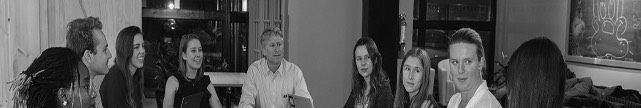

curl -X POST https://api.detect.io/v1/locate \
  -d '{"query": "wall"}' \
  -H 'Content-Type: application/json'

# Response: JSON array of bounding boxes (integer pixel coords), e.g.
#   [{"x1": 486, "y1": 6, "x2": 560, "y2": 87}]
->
[
  {"x1": 288, "y1": 0, "x2": 361, "y2": 107},
  {"x1": 400, "y1": 0, "x2": 413, "y2": 53},
  {"x1": 0, "y1": 0, "x2": 12, "y2": 107},
  {"x1": 497, "y1": 0, "x2": 641, "y2": 91},
  {"x1": 3, "y1": 0, "x2": 42, "y2": 107}
]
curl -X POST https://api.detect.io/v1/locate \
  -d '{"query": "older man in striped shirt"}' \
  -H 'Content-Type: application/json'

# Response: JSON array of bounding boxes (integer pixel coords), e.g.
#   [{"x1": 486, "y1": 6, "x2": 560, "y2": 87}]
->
[{"x1": 239, "y1": 27, "x2": 313, "y2": 108}]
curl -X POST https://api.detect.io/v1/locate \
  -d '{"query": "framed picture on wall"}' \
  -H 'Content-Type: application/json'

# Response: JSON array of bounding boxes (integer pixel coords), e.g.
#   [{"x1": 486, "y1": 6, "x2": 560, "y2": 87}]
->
[{"x1": 567, "y1": 0, "x2": 641, "y2": 70}]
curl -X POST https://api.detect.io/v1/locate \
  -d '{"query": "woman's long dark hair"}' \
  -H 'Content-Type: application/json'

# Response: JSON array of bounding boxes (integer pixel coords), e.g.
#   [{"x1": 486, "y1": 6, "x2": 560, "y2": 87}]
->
[
  {"x1": 506, "y1": 37, "x2": 567, "y2": 108},
  {"x1": 394, "y1": 48, "x2": 434, "y2": 108},
  {"x1": 177, "y1": 34, "x2": 204, "y2": 81},
  {"x1": 114, "y1": 26, "x2": 144, "y2": 107},
  {"x1": 351, "y1": 36, "x2": 390, "y2": 105},
  {"x1": 11, "y1": 47, "x2": 82, "y2": 108}
]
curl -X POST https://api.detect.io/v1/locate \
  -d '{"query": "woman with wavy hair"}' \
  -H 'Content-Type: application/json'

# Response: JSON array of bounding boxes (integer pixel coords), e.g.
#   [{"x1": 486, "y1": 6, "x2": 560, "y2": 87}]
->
[{"x1": 344, "y1": 36, "x2": 393, "y2": 108}]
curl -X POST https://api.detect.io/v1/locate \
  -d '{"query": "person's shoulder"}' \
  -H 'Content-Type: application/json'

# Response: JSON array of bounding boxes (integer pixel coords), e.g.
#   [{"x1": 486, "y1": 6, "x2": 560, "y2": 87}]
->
[
  {"x1": 449, "y1": 93, "x2": 462, "y2": 102},
  {"x1": 447, "y1": 93, "x2": 462, "y2": 107},
  {"x1": 375, "y1": 76, "x2": 391, "y2": 89},
  {"x1": 282, "y1": 59, "x2": 302, "y2": 73},
  {"x1": 167, "y1": 76, "x2": 180, "y2": 84},
  {"x1": 247, "y1": 58, "x2": 266, "y2": 73},
  {"x1": 476, "y1": 94, "x2": 502, "y2": 108},
  {"x1": 249, "y1": 58, "x2": 266, "y2": 67},
  {"x1": 201, "y1": 75, "x2": 211, "y2": 83},
  {"x1": 479, "y1": 87, "x2": 498, "y2": 99},
  {"x1": 100, "y1": 66, "x2": 125, "y2": 93},
  {"x1": 103, "y1": 66, "x2": 124, "y2": 82},
  {"x1": 106, "y1": 66, "x2": 122, "y2": 75},
  {"x1": 374, "y1": 84, "x2": 394, "y2": 107},
  {"x1": 375, "y1": 81, "x2": 393, "y2": 100},
  {"x1": 479, "y1": 89, "x2": 501, "y2": 105}
]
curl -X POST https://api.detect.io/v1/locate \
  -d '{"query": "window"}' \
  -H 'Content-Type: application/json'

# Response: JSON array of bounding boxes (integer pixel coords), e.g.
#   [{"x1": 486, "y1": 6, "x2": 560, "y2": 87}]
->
[{"x1": 248, "y1": 0, "x2": 288, "y2": 62}]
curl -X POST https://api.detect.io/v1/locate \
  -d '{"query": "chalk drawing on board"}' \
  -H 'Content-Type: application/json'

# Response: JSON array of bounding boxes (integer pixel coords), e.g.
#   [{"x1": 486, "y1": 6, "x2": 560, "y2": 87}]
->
[
  {"x1": 586, "y1": 0, "x2": 634, "y2": 61},
  {"x1": 633, "y1": 15, "x2": 641, "y2": 29}
]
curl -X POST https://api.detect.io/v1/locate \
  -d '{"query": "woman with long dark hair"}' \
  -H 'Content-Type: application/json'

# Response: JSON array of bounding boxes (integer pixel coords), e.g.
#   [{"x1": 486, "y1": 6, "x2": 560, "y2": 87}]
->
[
  {"x1": 162, "y1": 34, "x2": 222, "y2": 108},
  {"x1": 505, "y1": 37, "x2": 567, "y2": 108},
  {"x1": 394, "y1": 48, "x2": 439, "y2": 108},
  {"x1": 344, "y1": 36, "x2": 393, "y2": 108},
  {"x1": 100, "y1": 26, "x2": 145, "y2": 108},
  {"x1": 12, "y1": 47, "x2": 95, "y2": 108}
]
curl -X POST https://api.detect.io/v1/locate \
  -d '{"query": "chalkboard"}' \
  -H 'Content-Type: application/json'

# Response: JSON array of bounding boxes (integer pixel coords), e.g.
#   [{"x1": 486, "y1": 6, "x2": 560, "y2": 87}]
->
[{"x1": 569, "y1": 0, "x2": 641, "y2": 69}]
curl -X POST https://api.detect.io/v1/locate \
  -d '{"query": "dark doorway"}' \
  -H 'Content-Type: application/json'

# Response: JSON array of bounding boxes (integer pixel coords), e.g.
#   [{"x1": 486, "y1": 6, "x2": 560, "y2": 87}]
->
[{"x1": 363, "y1": 0, "x2": 400, "y2": 94}]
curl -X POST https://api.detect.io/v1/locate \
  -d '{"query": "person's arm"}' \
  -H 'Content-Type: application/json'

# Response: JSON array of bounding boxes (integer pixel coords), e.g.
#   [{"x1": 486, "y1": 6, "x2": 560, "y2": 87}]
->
[
  {"x1": 162, "y1": 76, "x2": 179, "y2": 108},
  {"x1": 238, "y1": 65, "x2": 258, "y2": 108},
  {"x1": 292, "y1": 65, "x2": 313, "y2": 106},
  {"x1": 207, "y1": 84, "x2": 223, "y2": 108}
]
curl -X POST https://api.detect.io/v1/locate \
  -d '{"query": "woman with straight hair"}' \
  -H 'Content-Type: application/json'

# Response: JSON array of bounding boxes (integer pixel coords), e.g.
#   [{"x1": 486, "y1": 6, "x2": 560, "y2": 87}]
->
[
  {"x1": 100, "y1": 26, "x2": 145, "y2": 108},
  {"x1": 505, "y1": 37, "x2": 567, "y2": 108},
  {"x1": 394, "y1": 48, "x2": 439, "y2": 108},
  {"x1": 163, "y1": 34, "x2": 223, "y2": 108},
  {"x1": 344, "y1": 36, "x2": 394, "y2": 108}
]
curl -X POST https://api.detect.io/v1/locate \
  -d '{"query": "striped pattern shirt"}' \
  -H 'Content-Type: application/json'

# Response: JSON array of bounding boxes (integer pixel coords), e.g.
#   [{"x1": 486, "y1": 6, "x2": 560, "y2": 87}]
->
[{"x1": 239, "y1": 58, "x2": 313, "y2": 108}]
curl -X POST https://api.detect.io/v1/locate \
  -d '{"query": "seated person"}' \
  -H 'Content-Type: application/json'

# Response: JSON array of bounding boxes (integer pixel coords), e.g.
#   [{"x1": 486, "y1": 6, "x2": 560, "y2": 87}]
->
[
  {"x1": 505, "y1": 37, "x2": 567, "y2": 108},
  {"x1": 446, "y1": 28, "x2": 501, "y2": 108},
  {"x1": 100, "y1": 26, "x2": 145, "y2": 108},
  {"x1": 394, "y1": 48, "x2": 439, "y2": 108},
  {"x1": 344, "y1": 36, "x2": 393, "y2": 108},
  {"x1": 239, "y1": 27, "x2": 313, "y2": 108},
  {"x1": 12, "y1": 47, "x2": 95, "y2": 108},
  {"x1": 162, "y1": 34, "x2": 223, "y2": 108}
]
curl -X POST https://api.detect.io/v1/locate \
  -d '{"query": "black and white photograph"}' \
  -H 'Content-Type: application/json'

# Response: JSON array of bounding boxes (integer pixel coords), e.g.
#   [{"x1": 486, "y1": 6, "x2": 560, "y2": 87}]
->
[{"x1": 0, "y1": 0, "x2": 640, "y2": 108}]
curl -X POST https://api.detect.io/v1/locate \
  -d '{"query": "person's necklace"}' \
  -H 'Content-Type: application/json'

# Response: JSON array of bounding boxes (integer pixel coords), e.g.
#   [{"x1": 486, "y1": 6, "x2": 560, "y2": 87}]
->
[{"x1": 356, "y1": 96, "x2": 369, "y2": 108}]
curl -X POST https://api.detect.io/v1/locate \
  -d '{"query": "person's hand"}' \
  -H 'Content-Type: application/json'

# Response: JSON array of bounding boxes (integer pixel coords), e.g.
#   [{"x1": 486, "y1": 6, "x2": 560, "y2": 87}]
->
[{"x1": 421, "y1": 100, "x2": 434, "y2": 108}]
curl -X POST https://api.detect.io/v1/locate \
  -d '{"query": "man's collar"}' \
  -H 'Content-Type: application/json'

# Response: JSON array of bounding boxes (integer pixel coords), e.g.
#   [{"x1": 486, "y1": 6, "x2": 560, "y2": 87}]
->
[{"x1": 264, "y1": 59, "x2": 286, "y2": 74}]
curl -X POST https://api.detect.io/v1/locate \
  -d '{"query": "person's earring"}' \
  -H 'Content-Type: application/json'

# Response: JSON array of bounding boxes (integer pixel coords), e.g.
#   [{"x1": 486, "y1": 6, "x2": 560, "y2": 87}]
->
[{"x1": 58, "y1": 88, "x2": 69, "y2": 106}]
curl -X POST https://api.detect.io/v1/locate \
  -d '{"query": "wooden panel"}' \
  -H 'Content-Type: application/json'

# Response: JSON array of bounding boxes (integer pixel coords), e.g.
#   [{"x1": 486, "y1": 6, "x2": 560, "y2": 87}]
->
[
  {"x1": 204, "y1": 72, "x2": 246, "y2": 87},
  {"x1": 0, "y1": 0, "x2": 12, "y2": 107}
]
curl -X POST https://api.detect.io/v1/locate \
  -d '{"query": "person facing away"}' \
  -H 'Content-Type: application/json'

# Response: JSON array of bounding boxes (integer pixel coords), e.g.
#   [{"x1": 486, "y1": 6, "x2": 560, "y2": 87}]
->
[
  {"x1": 344, "y1": 36, "x2": 393, "y2": 108},
  {"x1": 394, "y1": 48, "x2": 440, "y2": 108},
  {"x1": 162, "y1": 34, "x2": 223, "y2": 108},
  {"x1": 11, "y1": 47, "x2": 96, "y2": 108},
  {"x1": 239, "y1": 27, "x2": 313, "y2": 108},
  {"x1": 65, "y1": 17, "x2": 112, "y2": 108},
  {"x1": 505, "y1": 37, "x2": 567, "y2": 108},
  {"x1": 100, "y1": 26, "x2": 145, "y2": 108},
  {"x1": 446, "y1": 28, "x2": 501, "y2": 108}
]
